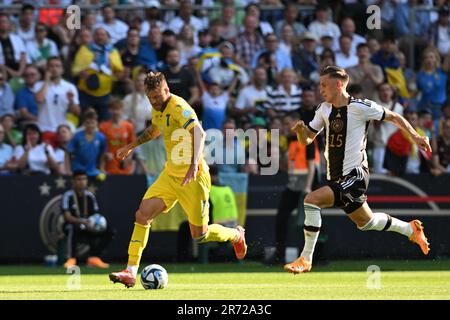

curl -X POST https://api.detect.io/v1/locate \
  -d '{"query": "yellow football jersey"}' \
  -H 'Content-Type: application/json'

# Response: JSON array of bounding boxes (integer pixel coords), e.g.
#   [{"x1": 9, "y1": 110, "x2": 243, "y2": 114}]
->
[{"x1": 151, "y1": 94, "x2": 208, "y2": 178}]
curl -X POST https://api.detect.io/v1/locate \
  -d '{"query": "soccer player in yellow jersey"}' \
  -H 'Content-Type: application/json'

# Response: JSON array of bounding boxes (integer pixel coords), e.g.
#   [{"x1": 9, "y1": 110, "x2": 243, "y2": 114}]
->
[{"x1": 109, "y1": 72, "x2": 247, "y2": 288}]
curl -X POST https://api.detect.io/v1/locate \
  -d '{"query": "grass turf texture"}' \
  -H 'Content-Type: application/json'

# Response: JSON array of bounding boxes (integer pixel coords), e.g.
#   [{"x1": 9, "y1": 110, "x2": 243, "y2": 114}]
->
[{"x1": 0, "y1": 260, "x2": 449, "y2": 300}]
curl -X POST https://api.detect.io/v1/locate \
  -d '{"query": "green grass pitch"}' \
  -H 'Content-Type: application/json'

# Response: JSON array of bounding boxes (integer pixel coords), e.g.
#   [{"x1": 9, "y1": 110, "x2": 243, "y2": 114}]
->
[{"x1": 1, "y1": 260, "x2": 449, "y2": 300}]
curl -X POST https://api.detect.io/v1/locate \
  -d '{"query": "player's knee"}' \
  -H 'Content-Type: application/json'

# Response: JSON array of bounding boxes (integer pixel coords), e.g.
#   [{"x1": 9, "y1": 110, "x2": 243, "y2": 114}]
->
[
  {"x1": 135, "y1": 210, "x2": 153, "y2": 225},
  {"x1": 304, "y1": 193, "x2": 323, "y2": 208}
]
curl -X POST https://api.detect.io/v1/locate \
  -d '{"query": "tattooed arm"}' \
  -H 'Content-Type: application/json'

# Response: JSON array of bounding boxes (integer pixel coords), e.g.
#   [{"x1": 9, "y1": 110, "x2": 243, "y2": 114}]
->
[{"x1": 116, "y1": 124, "x2": 161, "y2": 160}]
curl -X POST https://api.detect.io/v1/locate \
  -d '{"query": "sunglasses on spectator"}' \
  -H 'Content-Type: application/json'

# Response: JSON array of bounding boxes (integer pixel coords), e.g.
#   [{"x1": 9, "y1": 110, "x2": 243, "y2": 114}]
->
[
  {"x1": 24, "y1": 73, "x2": 37, "y2": 77},
  {"x1": 36, "y1": 28, "x2": 47, "y2": 32}
]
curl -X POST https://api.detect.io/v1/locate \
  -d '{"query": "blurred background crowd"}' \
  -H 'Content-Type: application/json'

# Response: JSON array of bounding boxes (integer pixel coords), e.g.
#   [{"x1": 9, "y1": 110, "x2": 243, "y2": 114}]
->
[{"x1": 0, "y1": 0, "x2": 449, "y2": 180}]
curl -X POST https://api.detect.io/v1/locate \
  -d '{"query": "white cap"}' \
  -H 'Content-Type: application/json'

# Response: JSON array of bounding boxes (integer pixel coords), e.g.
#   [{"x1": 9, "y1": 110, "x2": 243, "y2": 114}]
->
[{"x1": 144, "y1": 0, "x2": 161, "y2": 8}]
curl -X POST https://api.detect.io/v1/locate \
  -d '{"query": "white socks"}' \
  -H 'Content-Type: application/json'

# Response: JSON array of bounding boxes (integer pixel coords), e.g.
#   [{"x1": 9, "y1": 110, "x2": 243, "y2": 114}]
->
[
  {"x1": 300, "y1": 203, "x2": 322, "y2": 262},
  {"x1": 358, "y1": 212, "x2": 413, "y2": 237},
  {"x1": 127, "y1": 265, "x2": 138, "y2": 278}
]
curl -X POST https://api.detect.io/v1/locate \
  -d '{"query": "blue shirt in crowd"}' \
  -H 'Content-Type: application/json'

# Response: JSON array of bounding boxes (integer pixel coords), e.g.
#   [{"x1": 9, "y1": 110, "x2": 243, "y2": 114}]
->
[
  {"x1": 67, "y1": 130, "x2": 106, "y2": 177},
  {"x1": 14, "y1": 87, "x2": 38, "y2": 117},
  {"x1": 0, "y1": 82, "x2": 15, "y2": 118},
  {"x1": 416, "y1": 68, "x2": 448, "y2": 109},
  {"x1": 394, "y1": 3, "x2": 430, "y2": 38}
]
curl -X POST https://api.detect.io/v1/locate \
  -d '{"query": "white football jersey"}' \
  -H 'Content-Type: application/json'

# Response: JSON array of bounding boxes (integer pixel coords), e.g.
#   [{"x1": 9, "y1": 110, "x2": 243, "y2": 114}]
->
[{"x1": 308, "y1": 97, "x2": 386, "y2": 181}]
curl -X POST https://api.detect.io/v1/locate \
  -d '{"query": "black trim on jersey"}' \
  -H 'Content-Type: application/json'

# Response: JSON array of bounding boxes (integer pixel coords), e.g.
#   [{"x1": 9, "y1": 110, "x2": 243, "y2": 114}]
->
[
  {"x1": 382, "y1": 215, "x2": 393, "y2": 231},
  {"x1": 380, "y1": 109, "x2": 386, "y2": 121},
  {"x1": 327, "y1": 106, "x2": 348, "y2": 181},
  {"x1": 307, "y1": 123, "x2": 319, "y2": 133}
]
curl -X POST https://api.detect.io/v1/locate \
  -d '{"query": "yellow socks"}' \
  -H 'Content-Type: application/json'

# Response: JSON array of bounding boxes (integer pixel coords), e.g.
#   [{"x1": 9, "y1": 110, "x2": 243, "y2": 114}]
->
[
  {"x1": 127, "y1": 222, "x2": 150, "y2": 267},
  {"x1": 196, "y1": 224, "x2": 240, "y2": 243}
]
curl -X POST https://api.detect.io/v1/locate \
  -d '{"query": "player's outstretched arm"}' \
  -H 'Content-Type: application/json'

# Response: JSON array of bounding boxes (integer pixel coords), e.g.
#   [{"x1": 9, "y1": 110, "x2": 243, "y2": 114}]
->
[
  {"x1": 116, "y1": 124, "x2": 161, "y2": 160},
  {"x1": 291, "y1": 120, "x2": 317, "y2": 145},
  {"x1": 384, "y1": 108, "x2": 432, "y2": 152}
]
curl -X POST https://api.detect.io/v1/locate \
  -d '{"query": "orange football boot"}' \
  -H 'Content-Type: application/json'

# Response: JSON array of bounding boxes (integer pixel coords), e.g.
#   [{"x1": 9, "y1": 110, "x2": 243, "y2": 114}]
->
[
  {"x1": 232, "y1": 226, "x2": 247, "y2": 260},
  {"x1": 409, "y1": 220, "x2": 430, "y2": 255},
  {"x1": 284, "y1": 257, "x2": 312, "y2": 274}
]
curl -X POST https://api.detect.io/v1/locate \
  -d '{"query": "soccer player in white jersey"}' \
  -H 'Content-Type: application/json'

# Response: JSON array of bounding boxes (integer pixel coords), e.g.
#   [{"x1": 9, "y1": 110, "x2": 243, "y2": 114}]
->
[{"x1": 285, "y1": 66, "x2": 431, "y2": 274}]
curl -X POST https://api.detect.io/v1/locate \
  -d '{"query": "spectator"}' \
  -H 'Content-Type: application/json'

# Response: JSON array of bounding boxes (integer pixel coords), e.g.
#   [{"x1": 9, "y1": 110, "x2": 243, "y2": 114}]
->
[
  {"x1": 394, "y1": 0, "x2": 430, "y2": 39},
  {"x1": 0, "y1": 68, "x2": 14, "y2": 117},
  {"x1": 61, "y1": 170, "x2": 113, "y2": 269},
  {"x1": 123, "y1": 71, "x2": 153, "y2": 134},
  {"x1": 316, "y1": 34, "x2": 334, "y2": 56},
  {"x1": 367, "y1": 37, "x2": 380, "y2": 56},
  {"x1": 140, "y1": 1, "x2": 167, "y2": 37},
  {"x1": 160, "y1": 48, "x2": 199, "y2": 106},
  {"x1": 94, "y1": 4, "x2": 128, "y2": 45},
  {"x1": 369, "y1": 83, "x2": 405, "y2": 174},
  {"x1": 347, "y1": 43, "x2": 384, "y2": 100},
  {"x1": 265, "y1": 68, "x2": 302, "y2": 119},
  {"x1": 319, "y1": 48, "x2": 336, "y2": 71},
  {"x1": 120, "y1": 28, "x2": 142, "y2": 73},
  {"x1": 204, "y1": 41, "x2": 249, "y2": 91},
  {"x1": 99, "y1": 98, "x2": 136, "y2": 175},
  {"x1": 14, "y1": 64, "x2": 40, "y2": 125},
  {"x1": 279, "y1": 24, "x2": 295, "y2": 57},
  {"x1": 208, "y1": 19, "x2": 225, "y2": 49},
  {"x1": 198, "y1": 29, "x2": 213, "y2": 49},
  {"x1": 252, "y1": 33, "x2": 293, "y2": 72},
  {"x1": 308, "y1": 5, "x2": 341, "y2": 42},
  {"x1": 0, "y1": 123, "x2": 16, "y2": 174},
  {"x1": 136, "y1": 27, "x2": 159, "y2": 70},
  {"x1": 418, "y1": 109, "x2": 435, "y2": 140},
  {"x1": 233, "y1": 66, "x2": 268, "y2": 122},
  {"x1": 178, "y1": 24, "x2": 202, "y2": 67},
  {"x1": 65, "y1": 28, "x2": 93, "y2": 72},
  {"x1": 218, "y1": 4, "x2": 239, "y2": 41},
  {"x1": 235, "y1": 15, "x2": 265, "y2": 69},
  {"x1": 243, "y1": 3, "x2": 274, "y2": 36},
  {"x1": 35, "y1": 57, "x2": 80, "y2": 146},
  {"x1": 416, "y1": 48, "x2": 448, "y2": 130},
  {"x1": 167, "y1": 0, "x2": 205, "y2": 35},
  {"x1": 438, "y1": 102, "x2": 450, "y2": 135},
  {"x1": 430, "y1": 5, "x2": 450, "y2": 57},
  {"x1": 338, "y1": 17, "x2": 366, "y2": 55},
  {"x1": 370, "y1": 33, "x2": 400, "y2": 77},
  {"x1": 72, "y1": 27, "x2": 124, "y2": 121},
  {"x1": 14, "y1": 123, "x2": 59, "y2": 175},
  {"x1": 67, "y1": 109, "x2": 106, "y2": 178},
  {"x1": 395, "y1": 0, "x2": 431, "y2": 70},
  {"x1": 1, "y1": 114, "x2": 22, "y2": 148},
  {"x1": 292, "y1": 32, "x2": 320, "y2": 87},
  {"x1": 433, "y1": 118, "x2": 450, "y2": 174},
  {"x1": 26, "y1": 23, "x2": 59, "y2": 68},
  {"x1": 199, "y1": 75, "x2": 238, "y2": 130},
  {"x1": 0, "y1": 13, "x2": 27, "y2": 78},
  {"x1": 54, "y1": 124, "x2": 72, "y2": 176},
  {"x1": 15, "y1": 4, "x2": 36, "y2": 47},
  {"x1": 335, "y1": 35, "x2": 358, "y2": 69},
  {"x1": 274, "y1": 2, "x2": 307, "y2": 38}
]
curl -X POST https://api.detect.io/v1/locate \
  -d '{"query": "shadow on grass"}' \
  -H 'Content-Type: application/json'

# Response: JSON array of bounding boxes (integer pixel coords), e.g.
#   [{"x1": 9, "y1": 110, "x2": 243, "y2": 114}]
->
[{"x1": 0, "y1": 259, "x2": 449, "y2": 276}]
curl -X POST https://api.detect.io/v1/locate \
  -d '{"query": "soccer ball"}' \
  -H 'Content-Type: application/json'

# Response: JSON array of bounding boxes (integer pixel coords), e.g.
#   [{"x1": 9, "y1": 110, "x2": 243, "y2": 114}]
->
[
  {"x1": 140, "y1": 264, "x2": 169, "y2": 290},
  {"x1": 87, "y1": 213, "x2": 107, "y2": 232}
]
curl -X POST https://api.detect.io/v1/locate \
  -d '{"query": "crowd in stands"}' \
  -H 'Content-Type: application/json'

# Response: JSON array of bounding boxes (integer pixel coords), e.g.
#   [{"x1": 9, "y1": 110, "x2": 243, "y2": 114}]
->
[{"x1": 0, "y1": 0, "x2": 450, "y2": 180}]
